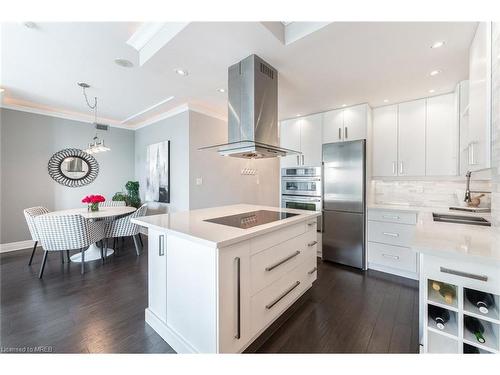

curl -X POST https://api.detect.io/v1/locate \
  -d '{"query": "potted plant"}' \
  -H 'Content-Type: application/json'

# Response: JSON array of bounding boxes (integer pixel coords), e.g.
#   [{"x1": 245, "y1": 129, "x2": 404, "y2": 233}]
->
[
  {"x1": 112, "y1": 181, "x2": 142, "y2": 208},
  {"x1": 82, "y1": 194, "x2": 106, "y2": 212}
]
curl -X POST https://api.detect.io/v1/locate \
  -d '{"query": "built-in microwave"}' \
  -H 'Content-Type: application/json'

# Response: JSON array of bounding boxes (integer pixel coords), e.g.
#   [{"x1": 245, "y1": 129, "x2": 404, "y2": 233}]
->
[{"x1": 281, "y1": 167, "x2": 322, "y2": 197}]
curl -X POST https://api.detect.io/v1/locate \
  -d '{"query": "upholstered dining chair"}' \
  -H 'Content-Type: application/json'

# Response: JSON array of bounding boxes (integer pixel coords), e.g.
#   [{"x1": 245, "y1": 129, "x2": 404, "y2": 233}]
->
[
  {"x1": 23, "y1": 206, "x2": 50, "y2": 266},
  {"x1": 104, "y1": 204, "x2": 147, "y2": 257},
  {"x1": 34, "y1": 214, "x2": 105, "y2": 278}
]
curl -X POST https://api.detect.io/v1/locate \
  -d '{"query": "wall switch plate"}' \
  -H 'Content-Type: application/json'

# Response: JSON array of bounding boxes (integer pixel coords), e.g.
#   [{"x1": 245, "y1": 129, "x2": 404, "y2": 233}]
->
[{"x1": 196, "y1": 177, "x2": 203, "y2": 185}]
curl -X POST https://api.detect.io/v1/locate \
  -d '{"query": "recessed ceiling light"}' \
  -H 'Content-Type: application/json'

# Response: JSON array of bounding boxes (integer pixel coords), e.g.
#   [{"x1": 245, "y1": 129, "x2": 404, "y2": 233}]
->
[
  {"x1": 383, "y1": 99, "x2": 389, "y2": 103},
  {"x1": 216, "y1": 88, "x2": 226, "y2": 93},
  {"x1": 175, "y1": 69, "x2": 188, "y2": 76},
  {"x1": 342, "y1": 104, "x2": 347, "y2": 107},
  {"x1": 429, "y1": 89, "x2": 435, "y2": 93},
  {"x1": 0, "y1": 88, "x2": 4, "y2": 93},
  {"x1": 114, "y1": 58, "x2": 134, "y2": 68},
  {"x1": 430, "y1": 70, "x2": 441, "y2": 76},
  {"x1": 295, "y1": 114, "x2": 301, "y2": 117},
  {"x1": 431, "y1": 41, "x2": 445, "y2": 49},
  {"x1": 23, "y1": 22, "x2": 37, "y2": 29}
]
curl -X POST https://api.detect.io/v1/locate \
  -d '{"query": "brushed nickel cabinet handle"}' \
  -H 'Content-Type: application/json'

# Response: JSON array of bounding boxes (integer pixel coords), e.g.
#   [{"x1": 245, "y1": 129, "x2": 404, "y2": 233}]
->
[
  {"x1": 382, "y1": 214, "x2": 400, "y2": 220},
  {"x1": 307, "y1": 222, "x2": 316, "y2": 227},
  {"x1": 265, "y1": 251, "x2": 301, "y2": 271},
  {"x1": 301, "y1": 155, "x2": 305, "y2": 165},
  {"x1": 440, "y1": 267, "x2": 488, "y2": 282},
  {"x1": 308, "y1": 241, "x2": 318, "y2": 247},
  {"x1": 399, "y1": 161, "x2": 404, "y2": 175},
  {"x1": 158, "y1": 235, "x2": 165, "y2": 256},
  {"x1": 296, "y1": 155, "x2": 300, "y2": 165},
  {"x1": 234, "y1": 257, "x2": 241, "y2": 339},
  {"x1": 383, "y1": 232, "x2": 399, "y2": 237},
  {"x1": 392, "y1": 162, "x2": 396, "y2": 175},
  {"x1": 382, "y1": 253, "x2": 400, "y2": 260},
  {"x1": 265, "y1": 281, "x2": 301, "y2": 310},
  {"x1": 344, "y1": 126, "x2": 348, "y2": 139},
  {"x1": 308, "y1": 267, "x2": 318, "y2": 275},
  {"x1": 338, "y1": 128, "x2": 342, "y2": 140}
]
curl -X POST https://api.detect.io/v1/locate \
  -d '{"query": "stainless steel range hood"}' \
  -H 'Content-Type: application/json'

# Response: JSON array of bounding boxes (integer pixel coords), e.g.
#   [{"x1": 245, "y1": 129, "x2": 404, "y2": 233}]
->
[{"x1": 199, "y1": 54, "x2": 300, "y2": 159}]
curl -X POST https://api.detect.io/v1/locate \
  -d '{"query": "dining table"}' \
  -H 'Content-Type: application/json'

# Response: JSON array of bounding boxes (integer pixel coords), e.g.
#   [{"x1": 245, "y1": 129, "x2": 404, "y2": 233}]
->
[{"x1": 45, "y1": 206, "x2": 137, "y2": 262}]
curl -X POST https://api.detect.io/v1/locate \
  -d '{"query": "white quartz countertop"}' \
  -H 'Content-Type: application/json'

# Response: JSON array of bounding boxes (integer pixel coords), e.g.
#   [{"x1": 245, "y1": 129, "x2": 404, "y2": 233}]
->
[
  {"x1": 368, "y1": 203, "x2": 499, "y2": 264},
  {"x1": 132, "y1": 204, "x2": 321, "y2": 248}
]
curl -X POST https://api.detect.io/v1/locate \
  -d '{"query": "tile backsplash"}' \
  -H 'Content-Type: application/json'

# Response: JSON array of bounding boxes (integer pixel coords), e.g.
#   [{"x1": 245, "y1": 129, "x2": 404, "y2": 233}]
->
[{"x1": 371, "y1": 180, "x2": 492, "y2": 208}]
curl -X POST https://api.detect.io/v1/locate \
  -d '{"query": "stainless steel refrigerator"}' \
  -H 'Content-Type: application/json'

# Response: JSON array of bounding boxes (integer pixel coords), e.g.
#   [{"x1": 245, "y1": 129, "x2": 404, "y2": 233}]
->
[{"x1": 322, "y1": 140, "x2": 366, "y2": 270}]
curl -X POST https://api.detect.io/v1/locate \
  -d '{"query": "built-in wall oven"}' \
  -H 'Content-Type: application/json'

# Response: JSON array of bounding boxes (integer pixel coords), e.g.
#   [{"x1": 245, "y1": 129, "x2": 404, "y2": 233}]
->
[{"x1": 281, "y1": 167, "x2": 322, "y2": 230}]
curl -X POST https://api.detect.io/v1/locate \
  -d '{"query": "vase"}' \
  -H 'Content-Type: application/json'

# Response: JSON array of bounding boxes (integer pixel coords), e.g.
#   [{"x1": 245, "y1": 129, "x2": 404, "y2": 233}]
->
[{"x1": 89, "y1": 203, "x2": 99, "y2": 212}]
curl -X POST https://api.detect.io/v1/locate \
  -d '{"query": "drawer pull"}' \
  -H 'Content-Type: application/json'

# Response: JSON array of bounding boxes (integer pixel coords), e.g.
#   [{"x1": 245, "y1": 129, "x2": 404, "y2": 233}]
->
[
  {"x1": 382, "y1": 253, "x2": 400, "y2": 260},
  {"x1": 307, "y1": 241, "x2": 318, "y2": 247},
  {"x1": 308, "y1": 267, "x2": 318, "y2": 275},
  {"x1": 158, "y1": 235, "x2": 165, "y2": 256},
  {"x1": 265, "y1": 281, "x2": 301, "y2": 310},
  {"x1": 440, "y1": 267, "x2": 488, "y2": 282},
  {"x1": 234, "y1": 257, "x2": 241, "y2": 339},
  {"x1": 382, "y1": 215, "x2": 400, "y2": 220},
  {"x1": 265, "y1": 251, "x2": 301, "y2": 271},
  {"x1": 383, "y1": 232, "x2": 399, "y2": 237},
  {"x1": 307, "y1": 222, "x2": 316, "y2": 227}
]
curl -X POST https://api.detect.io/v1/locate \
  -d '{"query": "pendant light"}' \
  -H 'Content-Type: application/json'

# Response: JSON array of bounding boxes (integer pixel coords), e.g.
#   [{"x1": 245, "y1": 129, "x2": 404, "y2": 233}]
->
[{"x1": 78, "y1": 82, "x2": 111, "y2": 154}]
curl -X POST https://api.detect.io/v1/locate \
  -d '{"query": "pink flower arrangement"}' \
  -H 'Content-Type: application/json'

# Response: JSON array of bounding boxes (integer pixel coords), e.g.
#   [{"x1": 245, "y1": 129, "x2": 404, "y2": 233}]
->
[{"x1": 81, "y1": 194, "x2": 106, "y2": 204}]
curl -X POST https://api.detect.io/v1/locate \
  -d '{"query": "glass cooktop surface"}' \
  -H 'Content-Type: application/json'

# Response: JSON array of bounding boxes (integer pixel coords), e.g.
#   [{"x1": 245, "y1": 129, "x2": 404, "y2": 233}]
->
[{"x1": 204, "y1": 210, "x2": 298, "y2": 229}]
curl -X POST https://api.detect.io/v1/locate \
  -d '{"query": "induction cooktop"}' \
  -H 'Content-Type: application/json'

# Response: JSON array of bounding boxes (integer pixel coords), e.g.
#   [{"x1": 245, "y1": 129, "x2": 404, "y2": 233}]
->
[{"x1": 204, "y1": 210, "x2": 299, "y2": 229}]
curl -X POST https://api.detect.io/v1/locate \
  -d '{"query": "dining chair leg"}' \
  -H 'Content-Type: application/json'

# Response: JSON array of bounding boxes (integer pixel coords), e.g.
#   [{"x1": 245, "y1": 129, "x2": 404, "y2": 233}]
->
[
  {"x1": 104, "y1": 239, "x2": 109, "y2": 261},
  {"x1": 113, "y1": 238, "x2": 117, "y2": 254},
  {"x1": 60, "y1": 251, "x2": 64, "y2": 264},
  {"x1": 66, "y1": 250, "x2": 71, "y2": 263},
  {"x1": 38, "y1": 250, "x2": 48, "y2": 279},
  {"x1": 100, "y1": 246, "x2": 104, "y2": 264},
  {"x1": 138, "y1": 233, "x2": 144, "y2": 248},
  {"x1": 132, "y1": 235, "x2": 140, "y2": 256},
  {"x1": 81, "y1": 248, "x2": 85, "y2": 275},
  {"x1": 28, "y1": 241, "x2": 38, "y2": 266}
]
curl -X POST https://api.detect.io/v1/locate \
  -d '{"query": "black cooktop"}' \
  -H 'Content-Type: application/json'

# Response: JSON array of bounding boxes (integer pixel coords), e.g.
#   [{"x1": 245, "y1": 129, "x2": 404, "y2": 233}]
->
[{"x1": 204, "y1": 210, "x2": 298, "y2": 229}]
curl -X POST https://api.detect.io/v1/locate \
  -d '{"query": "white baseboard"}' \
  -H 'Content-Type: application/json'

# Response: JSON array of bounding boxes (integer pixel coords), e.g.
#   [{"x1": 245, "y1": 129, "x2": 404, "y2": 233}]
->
[
  {"x1": 368, "y1": 262, "x2": 419, "y2": 280},
  {"x1": 0, "y1": 240, "x2": 36, "y2": 253}
]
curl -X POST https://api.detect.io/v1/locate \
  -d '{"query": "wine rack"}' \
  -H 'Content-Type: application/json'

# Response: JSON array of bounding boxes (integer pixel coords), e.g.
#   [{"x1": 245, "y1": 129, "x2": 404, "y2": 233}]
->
[{"x1": 423, "y1": 278, "x2": 500, "y2": 354}]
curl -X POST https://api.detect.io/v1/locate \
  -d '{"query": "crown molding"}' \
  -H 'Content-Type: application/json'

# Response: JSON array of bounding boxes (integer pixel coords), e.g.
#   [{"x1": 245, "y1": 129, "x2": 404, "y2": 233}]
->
[{"x1": 131, "y1": 103, "x2": 190, "y2": 130}]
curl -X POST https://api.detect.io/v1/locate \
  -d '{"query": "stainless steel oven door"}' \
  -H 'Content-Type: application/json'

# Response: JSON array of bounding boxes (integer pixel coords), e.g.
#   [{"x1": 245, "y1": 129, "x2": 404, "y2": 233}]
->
[
  {"x1": 281, "y1": 195, "x2": 322, "y2": 230},
  {"x1": 281, "y1": 166, "x2": 321, "y2": 177},
  {"x1": 281, "y1": 177, "x2": 322, "y2": 196}
]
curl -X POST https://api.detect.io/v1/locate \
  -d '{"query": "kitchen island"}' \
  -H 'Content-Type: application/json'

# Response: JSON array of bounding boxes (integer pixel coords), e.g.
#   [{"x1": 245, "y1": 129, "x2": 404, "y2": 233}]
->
[{"x1": 132, "y1": 204, "x2": 320, "y2": 353}]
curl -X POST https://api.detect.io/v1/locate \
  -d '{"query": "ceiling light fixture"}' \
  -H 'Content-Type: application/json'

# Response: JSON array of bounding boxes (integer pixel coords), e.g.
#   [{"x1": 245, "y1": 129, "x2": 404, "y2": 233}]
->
[
  {"x1": 295, "y1": 114, "x2": 301, "y2": 117},
  {"x1": 342, "y1": 104, "x2": 347, "y2": 107},
  {"x1": 78, "y1": 82, "x2": 111, "y2": 155},
  {"x1": 0, "y1": 88, "x2": 4, "y2": 93},
  {"x1": 114, "y1": 58, "x2": 134, "y2": 68},
  {"x1": 383, "y1": 99, "x2": 389, "y2": 103},
  {"x1": 429, "y1": 89, "x2": 435, "y2": 93},
  {"x1": 175, "y1": 69, "x2": 188, "y2": 76},
  {"x1": 431, "y1": 41, "x2": 445, "y2": 49},
  {"x1": 216, "y1": 88, "x2": 226, "y2": 93},
  {"x1": 23, "y1": 21, "x2": 37, "y2": 29},
  {"x1": 430, "y1": 70, "x2": 441, "y2": 76}
]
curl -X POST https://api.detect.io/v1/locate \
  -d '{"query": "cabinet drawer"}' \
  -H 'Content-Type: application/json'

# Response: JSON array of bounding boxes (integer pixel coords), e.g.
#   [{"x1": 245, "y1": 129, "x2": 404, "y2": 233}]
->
[
  {"x1": 368, "y1": 221, "x2": 415, "y2": 247},
  {"x1": 368, "y1": 242, "x2": 417, "y2": 273},
  {"x1": 250, "y1": 259, "x2": 315, "y2": 335},
  {"x1": 368, "y1": 209, "x2": 417, "y2": 225},
  {"x1": 250, "y1": 222, "x2": 305, "y2": 255},
  {"x1": 421, "y1": 254, "x2": 500, "y2": 294},
  {"x1": 250, "y1": 230, "x2": 316, "y2": 295}
]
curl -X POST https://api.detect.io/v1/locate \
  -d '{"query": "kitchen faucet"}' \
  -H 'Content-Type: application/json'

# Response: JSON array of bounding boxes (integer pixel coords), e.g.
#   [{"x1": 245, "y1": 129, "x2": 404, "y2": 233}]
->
[{"x1": 464, "y1": 169, "x2": 491, "y2": 204}]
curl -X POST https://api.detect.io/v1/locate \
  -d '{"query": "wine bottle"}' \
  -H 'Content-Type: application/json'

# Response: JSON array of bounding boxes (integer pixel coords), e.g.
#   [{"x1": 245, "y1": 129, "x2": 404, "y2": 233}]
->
[
  {"x1": 465, "y1": 289, "x2": 496, "y2": 314},
  {"x1": 439, "y1": 283, "x2": 456, "y2": 304},
  {"x1": 464, "y1": 316, "x2": 486, "y2": 344},
  {"x1": 428, "y1": 305, "x2": 450, "y2": 330},
  {"x1": 463, "y1": 343, "x2": 480, "y2": 354}
]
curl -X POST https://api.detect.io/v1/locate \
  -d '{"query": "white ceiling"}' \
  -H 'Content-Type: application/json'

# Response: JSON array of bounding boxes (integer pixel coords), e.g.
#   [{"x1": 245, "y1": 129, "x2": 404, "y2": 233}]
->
[{"x1": 0, "y1": 21, "x2": 477, "y2": 128}]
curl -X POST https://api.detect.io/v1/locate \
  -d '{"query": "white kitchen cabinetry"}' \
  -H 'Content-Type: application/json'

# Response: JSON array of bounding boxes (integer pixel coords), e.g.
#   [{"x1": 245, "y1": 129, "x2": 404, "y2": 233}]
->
[
  {"x1": 467, "y1": 22, "x2": 492, "y2": 172},
  {"x1": 279, "y1": 114, "x2": 322, "y2": 167},
  {"x1": 372, "y1": 105, "x2": 398, "y2": 177},
  {"x1": 426, "y1": 93, "x2": 459, "y2": 176},
  {"x1": 322, "y1": 104, "x2": 368, "y2": 144},
  {"x1": 398, "y1": 99, "x2": 426, "y2": 176}
]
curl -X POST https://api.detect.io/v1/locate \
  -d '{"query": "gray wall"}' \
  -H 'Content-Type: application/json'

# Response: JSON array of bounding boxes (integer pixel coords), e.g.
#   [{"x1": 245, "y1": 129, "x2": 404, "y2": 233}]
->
[
  {"x1": 0, "y1": 108, "x2": 135, "y2": 243},
  {"x1": 134, "y1": 111, "x2": 190, "y2": 213},
  {"x1": 188, "y1": 111, "x2": 279, "y2": 209}
]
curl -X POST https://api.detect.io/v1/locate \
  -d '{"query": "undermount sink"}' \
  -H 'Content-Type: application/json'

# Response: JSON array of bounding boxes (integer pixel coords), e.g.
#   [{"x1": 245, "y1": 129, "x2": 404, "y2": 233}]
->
[{"x1": 432, "y1": 213, "x2": 491, "y2": 227}]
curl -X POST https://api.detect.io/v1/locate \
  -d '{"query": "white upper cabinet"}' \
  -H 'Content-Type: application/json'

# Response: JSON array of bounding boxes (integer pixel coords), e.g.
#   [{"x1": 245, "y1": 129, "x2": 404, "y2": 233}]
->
[
  {"x1": 300, "y1": 113, "x2": 323, "y2": 166},
  {"x1": 372, "y1": 105, "x2": 398, "y2": 177},
  {"x1": 279, "y1": 118, "x2": 301, "y2": 168},
  {"x1": 398, "y1": 99, "x2": 426, "y2": 176},
  {"x1": 426, "y1": 93, "x2": 459, "y2": 176},
  {"x1": 279, "y1": 114, "x2": 322, "y2": 167},
  {"x1": 322, "y1": 108, "x2": 344, "y2": 143},
  {"x1": 343, "y1": 104, "x2": 368, "y2": 141},
  {"x1": 467, "y1": 22, "x2": 492, "y2": 172},
  {"x1": 322, "y1": 104, "x2": 368, "y2": 144}
]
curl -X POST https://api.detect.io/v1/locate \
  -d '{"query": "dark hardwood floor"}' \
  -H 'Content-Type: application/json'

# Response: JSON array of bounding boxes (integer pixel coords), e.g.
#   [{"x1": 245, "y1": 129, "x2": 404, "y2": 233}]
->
[{"x1": 1, "y1": 239, "x2": 419, "y2": 353}]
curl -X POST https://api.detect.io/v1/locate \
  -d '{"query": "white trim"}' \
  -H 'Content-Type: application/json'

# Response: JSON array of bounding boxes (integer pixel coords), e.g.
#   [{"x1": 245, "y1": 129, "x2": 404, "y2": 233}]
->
[
  {"x1": 131, "y1": 103, "x2": 190, "y2": 130},
  {"x1": 0, "y1": 102, "x2": 133, "y2": 130},
  {"x1": 121, "y1": 96, "x2": 175, "y2": 124},
  {"x1": 0, "y1": 240, "x2": 35, "y2": 253},
  {"x1": 368, "y1": 262, "x2": 419, "y2": 280},
  {"x1": 188, "y1": 104, "x2": 227, "y2": 123}
]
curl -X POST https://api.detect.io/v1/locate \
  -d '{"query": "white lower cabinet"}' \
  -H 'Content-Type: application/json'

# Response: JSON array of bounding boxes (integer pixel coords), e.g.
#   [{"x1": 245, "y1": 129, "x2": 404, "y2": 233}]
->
[
  {"x1": 367, "y1": 208, "x2": 418, "y2": 279},
  {"x1": 146, "y1": 219, "x2": 318, "y2": 353}
]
